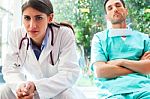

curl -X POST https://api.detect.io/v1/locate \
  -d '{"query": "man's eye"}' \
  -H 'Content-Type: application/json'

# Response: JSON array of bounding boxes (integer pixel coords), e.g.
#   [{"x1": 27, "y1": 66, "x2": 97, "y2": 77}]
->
[
  {"x1": 116, "y1": 3, "x2": 121, "y2": 7},
  {"x1": 24, "y1": 16, "x2": 31, "y2": 21},
  {"x1": 108, "y1": 6, "x2": 112, "y2": 10}
]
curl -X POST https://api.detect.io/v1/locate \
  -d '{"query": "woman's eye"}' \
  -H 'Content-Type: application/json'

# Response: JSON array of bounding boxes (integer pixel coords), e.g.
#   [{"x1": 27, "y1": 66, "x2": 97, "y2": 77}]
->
[
  {"x1": 36, "y1": 16, "x2": 43, "y2": 21},
  {"x1": 24, "y1": 16, "x2": 31, "y2": 21}
]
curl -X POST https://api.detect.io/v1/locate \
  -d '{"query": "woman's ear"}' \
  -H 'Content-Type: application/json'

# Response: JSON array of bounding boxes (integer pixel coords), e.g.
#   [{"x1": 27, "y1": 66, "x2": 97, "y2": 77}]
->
[{"x1": 48, "y1": 13, "x2": 54, "y2": 23}]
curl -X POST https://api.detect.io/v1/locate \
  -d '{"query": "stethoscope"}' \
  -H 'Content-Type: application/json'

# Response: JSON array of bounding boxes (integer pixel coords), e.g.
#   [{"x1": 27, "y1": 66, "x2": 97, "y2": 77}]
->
[
  {"x1": 14, "y1": 23, "x2": 74, "y2": 68},
  {"x1": 14, "y1": 24, "x2": 57, "y2": 68}
]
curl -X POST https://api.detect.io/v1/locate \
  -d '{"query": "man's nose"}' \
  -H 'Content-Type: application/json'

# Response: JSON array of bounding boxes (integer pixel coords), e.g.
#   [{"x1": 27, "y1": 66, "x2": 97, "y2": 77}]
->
[{"x1": 113, "y1": 7, "x2": 119, "y2": 13}]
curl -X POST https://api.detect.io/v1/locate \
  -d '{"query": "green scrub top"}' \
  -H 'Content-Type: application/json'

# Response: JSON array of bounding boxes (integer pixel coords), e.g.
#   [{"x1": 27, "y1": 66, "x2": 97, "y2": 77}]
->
[{"x1": 90, "y1": 29, "x2": 150, "y2": 98}]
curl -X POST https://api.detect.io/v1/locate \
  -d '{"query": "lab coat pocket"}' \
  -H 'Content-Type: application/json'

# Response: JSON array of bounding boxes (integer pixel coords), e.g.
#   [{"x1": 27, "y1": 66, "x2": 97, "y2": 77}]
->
[{"x1": 47, "y1": 61, "x2": 59, "y2": 77}]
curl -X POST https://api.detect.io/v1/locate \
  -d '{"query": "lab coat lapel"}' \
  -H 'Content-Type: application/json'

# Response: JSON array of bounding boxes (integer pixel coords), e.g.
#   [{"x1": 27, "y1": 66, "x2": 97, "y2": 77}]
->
[
  {"x1": 28, "y1": 46, "x2": 40, "y2": 66},
  {"x1": 22, "y1": 30, "x2": 43, "y2": 77},
  {"x1": 26, "y1": 46, "x2": 43, "y2": 77},
  {"x1": 24, "y1": 35, "x2": 39, "y2": 64},
  {"x1": 38, "y1": 26, "x2": 55, "y2": 64},
  {"x1": 38, "y1": 44, "x2": 54, "y2": 64}
]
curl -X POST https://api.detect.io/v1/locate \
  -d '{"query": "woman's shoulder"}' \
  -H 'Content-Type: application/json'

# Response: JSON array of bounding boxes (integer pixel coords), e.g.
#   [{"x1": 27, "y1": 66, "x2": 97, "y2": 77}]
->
[
  {"x1": 8, "y1": 27, "x2": 26, "y2": 39},
  {"x1": 60, "y1": 25, "x2": 74, "y2": 33},
  {"x1": 11, "y1": 26, "x2": 26, "y2": 36},
  {"x1": 49, "y1": 22, "x2": 75, "y2": 36},
  {"x1": 58, "y1": 26, "x2": 75, "y2": 41}
]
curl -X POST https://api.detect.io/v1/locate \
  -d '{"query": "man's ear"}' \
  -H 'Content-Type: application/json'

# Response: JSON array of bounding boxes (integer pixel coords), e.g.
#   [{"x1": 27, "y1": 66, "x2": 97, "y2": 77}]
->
[
  {"x1": 48, "y1": 13, "x2": 54, "y2": 23},
  {"x1": 125, "y1": 8, "x2": 128, "y2": 16},
  {"x1": 105, "y1": 14, "x2": 109, "y2": 21}
]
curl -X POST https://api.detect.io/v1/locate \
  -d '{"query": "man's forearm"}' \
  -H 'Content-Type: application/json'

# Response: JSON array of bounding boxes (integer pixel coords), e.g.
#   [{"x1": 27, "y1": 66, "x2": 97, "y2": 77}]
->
[
  {"x1": 121, "y1": 60, "x2": 150, "y2": 74},
  {"x1": 93, "y1": 62, "x2": 134, "y2": 79}
]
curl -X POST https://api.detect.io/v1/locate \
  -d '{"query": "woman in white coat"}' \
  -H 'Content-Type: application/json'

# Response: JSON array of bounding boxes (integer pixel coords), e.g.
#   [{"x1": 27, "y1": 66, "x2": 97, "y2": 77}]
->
[{"x1": 1, "y1": 0, "x2": 86, "y2": 99}]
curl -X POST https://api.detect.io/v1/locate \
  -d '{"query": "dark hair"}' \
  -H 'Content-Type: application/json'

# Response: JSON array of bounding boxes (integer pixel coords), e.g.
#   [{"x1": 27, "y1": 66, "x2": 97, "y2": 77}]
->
[
  {"x1": 22, "y1": 0, "x2": 53, "y2": 15},
  {"x1": 104, "y1": 0, "x2": 126, "y2": 13}
]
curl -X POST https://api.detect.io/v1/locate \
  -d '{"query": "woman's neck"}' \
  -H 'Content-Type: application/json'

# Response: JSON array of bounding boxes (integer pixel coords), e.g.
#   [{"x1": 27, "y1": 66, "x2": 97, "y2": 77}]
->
[{"x1": 31, "y1": 37, "x2": 43, "y2": 48}]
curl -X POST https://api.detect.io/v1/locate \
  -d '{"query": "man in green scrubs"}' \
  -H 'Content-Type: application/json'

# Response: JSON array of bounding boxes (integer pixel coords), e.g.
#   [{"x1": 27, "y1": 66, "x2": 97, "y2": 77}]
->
[{"x1": 90, "y1": 0, "x2": 150, "y2": 98}]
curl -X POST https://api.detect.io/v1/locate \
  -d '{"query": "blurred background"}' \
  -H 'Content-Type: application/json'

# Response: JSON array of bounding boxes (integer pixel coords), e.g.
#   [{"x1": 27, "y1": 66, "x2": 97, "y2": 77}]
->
[{"x1": 0, "y1": 0, "x2": 149, "y2": 98}]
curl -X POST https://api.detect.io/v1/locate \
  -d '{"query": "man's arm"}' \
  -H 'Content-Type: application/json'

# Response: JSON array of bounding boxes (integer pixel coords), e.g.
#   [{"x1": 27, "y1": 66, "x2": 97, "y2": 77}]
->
[
  {"x1": 108, "y1": 51, "x2": 150, "y2": 74},
  {"x1": 120, "y1": 59, "x2": 150, "y2": 74},
  {"x1": 93, "y1": 61, "x2": 134, "y2": 79},
  {"x1": 93, "y1": 51, "x2": 150, "y2": 79}
]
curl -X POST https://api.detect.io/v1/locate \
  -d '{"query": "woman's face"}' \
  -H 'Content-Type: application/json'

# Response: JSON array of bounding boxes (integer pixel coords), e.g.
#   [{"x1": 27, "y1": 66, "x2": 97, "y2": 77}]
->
[{"x1": 22, "y1": 7, "x2": 53, "y2": 44}]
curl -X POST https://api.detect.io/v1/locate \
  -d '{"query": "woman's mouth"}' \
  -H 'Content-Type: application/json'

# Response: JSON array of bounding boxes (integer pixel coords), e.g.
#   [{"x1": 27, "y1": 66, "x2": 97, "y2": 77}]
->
[
  {"x1": 29, "y1": 30, "x2": 39, "y2": 34},
  {"x1": 30, "y1": 30, "x2": 38, "y2": 32}
]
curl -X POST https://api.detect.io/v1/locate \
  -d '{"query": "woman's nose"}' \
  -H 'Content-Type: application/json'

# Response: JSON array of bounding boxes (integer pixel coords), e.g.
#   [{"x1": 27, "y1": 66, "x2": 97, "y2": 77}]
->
[{"x1": 29, "y1": 20, "x2": 36, "y2": 28}]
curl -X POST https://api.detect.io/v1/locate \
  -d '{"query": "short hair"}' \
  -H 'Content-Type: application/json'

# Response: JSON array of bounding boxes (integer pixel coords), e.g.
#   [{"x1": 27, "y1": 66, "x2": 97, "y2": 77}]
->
[{"x1": 104, "y1": 0, "x2": 126, "y2": 13}]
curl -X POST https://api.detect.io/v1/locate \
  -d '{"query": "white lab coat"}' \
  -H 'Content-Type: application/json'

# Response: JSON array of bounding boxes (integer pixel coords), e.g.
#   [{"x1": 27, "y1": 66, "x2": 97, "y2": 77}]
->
[{"x1": 2, "y1": 26, "x2": 80, "y2": 98}]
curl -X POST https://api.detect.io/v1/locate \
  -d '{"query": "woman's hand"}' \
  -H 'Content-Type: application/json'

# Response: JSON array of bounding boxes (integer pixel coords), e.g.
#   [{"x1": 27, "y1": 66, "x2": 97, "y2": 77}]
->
[{"x1": 16, "y1": 81, "x2": 36, "y2": 99}]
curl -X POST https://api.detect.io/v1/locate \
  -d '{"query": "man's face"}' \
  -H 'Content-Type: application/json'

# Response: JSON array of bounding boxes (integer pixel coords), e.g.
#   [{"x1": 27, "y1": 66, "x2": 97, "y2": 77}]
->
[{"x1": 105, "y1": 0, "x2": 128, "y2": 24}]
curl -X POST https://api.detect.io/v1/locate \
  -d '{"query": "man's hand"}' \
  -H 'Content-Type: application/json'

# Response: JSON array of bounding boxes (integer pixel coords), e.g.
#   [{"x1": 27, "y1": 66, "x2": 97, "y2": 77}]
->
[
  {"x1": 141, "y1": 51, "x2": 150, "y2": 60},
  {"x1": 16, "y1": 81, "x2": 36, "y2": 99}
]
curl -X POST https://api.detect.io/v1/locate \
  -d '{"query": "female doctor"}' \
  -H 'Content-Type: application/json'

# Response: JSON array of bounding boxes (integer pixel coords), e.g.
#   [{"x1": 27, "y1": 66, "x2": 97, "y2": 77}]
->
[{"x1": 1, "y1": 0, "x2": 86, "y2": 99}]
